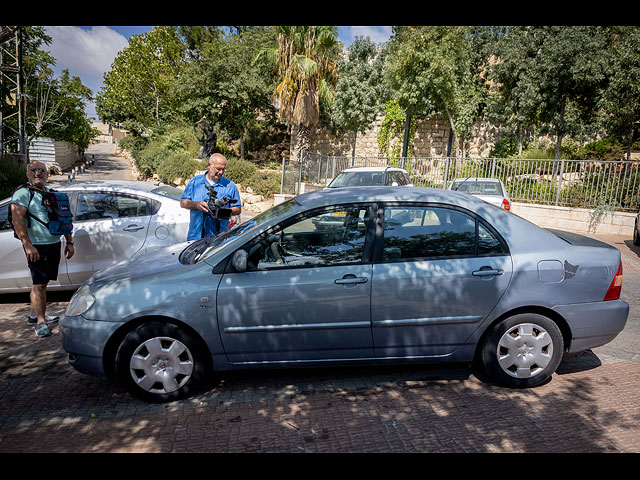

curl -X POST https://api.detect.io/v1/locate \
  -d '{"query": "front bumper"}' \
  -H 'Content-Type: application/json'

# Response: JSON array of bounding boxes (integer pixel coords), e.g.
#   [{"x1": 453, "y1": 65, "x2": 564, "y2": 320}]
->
[
  {"x1": 60, "y1": 314, "x2": 125, "y2": 377},
  {"x1": 553, "y1": 299, "x2": 629, "y2": 353}
]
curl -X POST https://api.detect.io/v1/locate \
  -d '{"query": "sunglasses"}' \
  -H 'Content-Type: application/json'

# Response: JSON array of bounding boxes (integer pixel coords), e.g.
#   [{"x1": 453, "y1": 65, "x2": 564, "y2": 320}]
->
[{"x1": 29, "y1": 168, "x2": 47, "y2": 174}]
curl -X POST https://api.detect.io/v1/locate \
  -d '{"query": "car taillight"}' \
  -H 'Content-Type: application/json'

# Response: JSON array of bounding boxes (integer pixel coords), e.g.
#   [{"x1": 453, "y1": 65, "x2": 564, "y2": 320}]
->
[
  {"x1": 604, "y1": 262, "x2": 623, "y2": 301},
  {"x1": 502, "y1": 198, "x2": 510, "y2": 211}
]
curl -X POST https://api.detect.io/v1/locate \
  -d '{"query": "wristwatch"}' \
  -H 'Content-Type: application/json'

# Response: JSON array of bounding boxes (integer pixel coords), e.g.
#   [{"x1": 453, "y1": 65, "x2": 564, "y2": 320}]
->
[{"x1": 67, "y1": 241, "x2": 74, "y2": 246}]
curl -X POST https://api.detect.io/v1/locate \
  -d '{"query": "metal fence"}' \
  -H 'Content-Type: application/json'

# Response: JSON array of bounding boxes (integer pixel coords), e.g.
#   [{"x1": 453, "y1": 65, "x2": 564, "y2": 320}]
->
[{"x1": 280, "y1": 152, "x2": 640, "y2": 212}]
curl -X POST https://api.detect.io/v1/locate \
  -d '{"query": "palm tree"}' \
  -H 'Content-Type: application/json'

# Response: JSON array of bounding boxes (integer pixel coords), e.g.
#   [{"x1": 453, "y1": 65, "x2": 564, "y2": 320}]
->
[{"x1": 261, "y1": 26, "x2": 340, "y2": 161}]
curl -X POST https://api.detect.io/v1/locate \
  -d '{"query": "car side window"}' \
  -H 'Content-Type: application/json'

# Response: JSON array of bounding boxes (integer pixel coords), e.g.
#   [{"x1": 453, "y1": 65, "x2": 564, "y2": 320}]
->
[
  {"x1": 75, "y1": 193, "x2": 152, "y2": 221},
  {"x1": 245, "y1": 206, "x2": 370, "y2": 270},
  {"x1": 382, "y1": 206, "x2": 481, "y2": 260}
]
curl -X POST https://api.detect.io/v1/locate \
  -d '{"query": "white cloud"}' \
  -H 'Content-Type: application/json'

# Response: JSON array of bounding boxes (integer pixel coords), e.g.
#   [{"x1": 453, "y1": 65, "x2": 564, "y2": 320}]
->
[{"x1": 43, "y1": 26, "x2": 130, "y2": 120}]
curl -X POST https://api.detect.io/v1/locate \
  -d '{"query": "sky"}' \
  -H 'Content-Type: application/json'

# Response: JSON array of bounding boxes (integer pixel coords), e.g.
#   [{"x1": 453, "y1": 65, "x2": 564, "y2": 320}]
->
[{"x1": 42, "y1": 26, "x2": 393, "y2": 122}]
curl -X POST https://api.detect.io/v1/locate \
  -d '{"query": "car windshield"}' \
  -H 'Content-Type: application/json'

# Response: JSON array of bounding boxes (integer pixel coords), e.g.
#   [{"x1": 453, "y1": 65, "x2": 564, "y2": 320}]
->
[
  {"x1": 179, "y1": 198, "x2": 301, "y2": 264},
  {"x1": 151, "y1": 185, "x2": 184, "y2": 201},
  {"x1": 452, "y1": 181, "x2": 504, "y2": 196},
  {"x1": 327, "y1": 171, "x2": 386, "y2": 188}
]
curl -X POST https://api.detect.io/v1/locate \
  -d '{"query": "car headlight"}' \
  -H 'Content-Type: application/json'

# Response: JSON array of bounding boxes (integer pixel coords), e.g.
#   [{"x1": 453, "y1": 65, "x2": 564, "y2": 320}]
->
[{"x1": 65, "y1": 284, "x2": 96, "y2": 317}]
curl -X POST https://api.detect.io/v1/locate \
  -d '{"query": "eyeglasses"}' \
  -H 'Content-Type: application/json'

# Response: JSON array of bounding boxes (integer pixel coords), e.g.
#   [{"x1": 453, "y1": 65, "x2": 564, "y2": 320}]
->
[{"x1": 29, "y1": 168, "x2": 47, "y2": 174}]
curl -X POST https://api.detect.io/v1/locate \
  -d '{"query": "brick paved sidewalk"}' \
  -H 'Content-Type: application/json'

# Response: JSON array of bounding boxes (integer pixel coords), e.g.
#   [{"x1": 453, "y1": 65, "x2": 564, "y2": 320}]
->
[{"x1": 1, "y1": 298, "x2": 639, "y2": 453}]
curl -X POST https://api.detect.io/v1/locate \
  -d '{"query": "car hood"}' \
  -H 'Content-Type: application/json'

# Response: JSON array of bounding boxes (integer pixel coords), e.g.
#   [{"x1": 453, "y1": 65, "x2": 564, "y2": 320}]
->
[{"x1": 88, "y1": 241, "x2": 189, "y2": 285}]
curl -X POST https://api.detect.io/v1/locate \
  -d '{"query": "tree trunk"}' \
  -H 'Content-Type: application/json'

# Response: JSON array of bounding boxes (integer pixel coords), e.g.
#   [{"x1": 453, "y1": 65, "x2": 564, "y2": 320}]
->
[
  {"x1": 444, "y1": 105, "x2": 458, "y2": 157},
  {"x1": 626, "y1": 123, "x2": 634, "y2": 161},
  {"x1": 295, "y1": 124, "x2": 311, "y2": 162}
]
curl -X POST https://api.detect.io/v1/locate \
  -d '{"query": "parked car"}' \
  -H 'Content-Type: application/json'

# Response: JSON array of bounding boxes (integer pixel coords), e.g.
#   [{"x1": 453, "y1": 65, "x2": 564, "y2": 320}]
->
[
  {"x1": 449, "y1": 177, "x2": 511, "y2": 211},
  {"x1": 326, "y1": 166, "x2": 413, "y2": 188},
  {"x1": 0, "y1": 180, "x2": 190, "y2": 293},
  {"x1": 61, "y1": 186, "x2": 628, "y2": 403}
]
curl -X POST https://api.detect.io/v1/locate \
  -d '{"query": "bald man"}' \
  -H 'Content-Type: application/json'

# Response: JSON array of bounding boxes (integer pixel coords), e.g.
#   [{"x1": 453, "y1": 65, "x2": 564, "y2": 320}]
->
[{"x1": 180, "y1": 153, "x2": 242, "y2": 241}]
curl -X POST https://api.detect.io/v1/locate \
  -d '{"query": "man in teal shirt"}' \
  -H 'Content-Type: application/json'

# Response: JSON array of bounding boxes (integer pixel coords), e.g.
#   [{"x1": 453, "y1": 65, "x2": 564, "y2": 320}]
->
[
  {"x1": 11, "y1": 161, "x2": 74, "y2": 337},
  {"x1": 180, "y1": 153, "x2": 242, "y2": 241}
]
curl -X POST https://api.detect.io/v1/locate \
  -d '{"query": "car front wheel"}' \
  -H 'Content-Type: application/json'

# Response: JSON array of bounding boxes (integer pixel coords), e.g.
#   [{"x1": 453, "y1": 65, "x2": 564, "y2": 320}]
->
[
  {"x1": 480, "y1": 313, "x2": 564, "y2": 388},
  {"x1": 115, "y1": 321, "x2": 211, "y2": 403}
]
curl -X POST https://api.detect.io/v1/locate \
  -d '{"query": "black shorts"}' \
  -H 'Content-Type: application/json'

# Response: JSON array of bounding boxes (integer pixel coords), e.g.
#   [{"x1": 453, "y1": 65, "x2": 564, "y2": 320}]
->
[{"x1": 27, "y1": 242, "x2": 61, "y2": 285}]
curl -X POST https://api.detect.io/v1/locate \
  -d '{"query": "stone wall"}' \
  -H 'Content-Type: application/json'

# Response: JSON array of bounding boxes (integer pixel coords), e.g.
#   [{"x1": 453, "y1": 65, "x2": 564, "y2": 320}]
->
[{"x1": 291, "y1": 113, "x2": 500, "y2": 159}]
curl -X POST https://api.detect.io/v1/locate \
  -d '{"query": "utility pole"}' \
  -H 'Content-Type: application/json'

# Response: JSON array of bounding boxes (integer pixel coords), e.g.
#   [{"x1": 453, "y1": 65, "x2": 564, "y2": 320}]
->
[{"x1": 1, "y1": 26, "x2": 27, "y2": 160}]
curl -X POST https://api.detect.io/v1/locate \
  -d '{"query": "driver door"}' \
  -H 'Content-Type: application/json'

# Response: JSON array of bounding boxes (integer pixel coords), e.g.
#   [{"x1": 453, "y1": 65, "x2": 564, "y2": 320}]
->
[{"x1": 216, "y1": 205, "x2": 375, "y2": 363}]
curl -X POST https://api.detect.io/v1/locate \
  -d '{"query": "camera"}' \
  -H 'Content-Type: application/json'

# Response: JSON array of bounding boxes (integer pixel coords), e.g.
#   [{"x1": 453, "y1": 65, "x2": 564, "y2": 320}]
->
[{"x1": 205, "y1": 184, "x2": 233, "y2": 220}]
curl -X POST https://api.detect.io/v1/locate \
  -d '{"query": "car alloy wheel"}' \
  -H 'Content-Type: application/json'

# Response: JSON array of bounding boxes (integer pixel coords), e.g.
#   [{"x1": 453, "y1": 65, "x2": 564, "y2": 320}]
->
[
  {"x1": 480, "y1": 313, "x2": 564, "y2": 388},
  {"x1": 116, "y1": 322, "x2": 211, "y2": 402}
]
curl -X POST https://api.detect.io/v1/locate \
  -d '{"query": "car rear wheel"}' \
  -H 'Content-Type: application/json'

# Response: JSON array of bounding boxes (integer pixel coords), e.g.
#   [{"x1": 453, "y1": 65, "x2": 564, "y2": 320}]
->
[
  {"x1": 480, "y1": 313, "x2": 564, "y2": 388},
  {"x1": 115, "y1": 321, "x2": 211, "y2": 403},
  {"x1": 633, "y1": 220, "x2": 640, "y2": 246}
]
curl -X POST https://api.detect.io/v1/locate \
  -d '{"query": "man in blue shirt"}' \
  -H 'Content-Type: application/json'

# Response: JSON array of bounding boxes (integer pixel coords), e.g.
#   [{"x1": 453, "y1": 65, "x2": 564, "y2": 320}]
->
[{"x1": 180, "y1": 153, "x2": 242, "y2": 241}]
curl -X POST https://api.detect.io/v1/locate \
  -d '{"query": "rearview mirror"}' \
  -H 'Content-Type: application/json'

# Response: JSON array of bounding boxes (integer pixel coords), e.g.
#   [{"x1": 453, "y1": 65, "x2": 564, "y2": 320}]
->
[{"x1": 231, "y1": 249, "x2": 248, "y2": 272}]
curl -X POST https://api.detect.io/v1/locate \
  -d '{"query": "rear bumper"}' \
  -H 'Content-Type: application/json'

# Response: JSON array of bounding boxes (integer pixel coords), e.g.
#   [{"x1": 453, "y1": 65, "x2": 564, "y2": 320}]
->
[{"x1": 553, "y1": 299, "x2": 629, "y2": 353}]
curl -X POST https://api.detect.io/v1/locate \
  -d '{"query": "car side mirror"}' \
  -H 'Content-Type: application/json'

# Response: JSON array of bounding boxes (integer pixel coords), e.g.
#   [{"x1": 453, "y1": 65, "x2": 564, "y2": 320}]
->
[{"x1": 231, "y1": 249, "x2": 248, "y2": 272}]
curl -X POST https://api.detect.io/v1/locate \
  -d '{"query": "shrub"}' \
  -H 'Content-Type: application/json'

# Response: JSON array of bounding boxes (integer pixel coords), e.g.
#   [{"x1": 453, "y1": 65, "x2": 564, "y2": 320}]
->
[
  {"x1": 156, "y1": 152, "x2": 206, "y2": 184},
  {"x1": 245, "y1": 171, "x2": 281, "y2": 197},
  {"x1": 224, "y1": 157, "x2": 258, "y2": 185},
  {"x1": 0, "y1": 161, "x2": 26, "y2": 199}
]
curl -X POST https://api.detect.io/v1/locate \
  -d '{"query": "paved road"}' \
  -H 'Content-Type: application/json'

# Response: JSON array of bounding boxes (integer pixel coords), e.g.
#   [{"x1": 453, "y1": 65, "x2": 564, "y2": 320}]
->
[{"x1": 1, "y1": 147, "x2": 639, "y2": 452}]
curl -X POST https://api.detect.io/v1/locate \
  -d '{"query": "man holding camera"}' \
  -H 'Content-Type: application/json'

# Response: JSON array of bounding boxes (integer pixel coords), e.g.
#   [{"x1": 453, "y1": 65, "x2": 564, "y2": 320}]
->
[{"x1": 180, "y1": 153, "x2": 242, "y2": 241}]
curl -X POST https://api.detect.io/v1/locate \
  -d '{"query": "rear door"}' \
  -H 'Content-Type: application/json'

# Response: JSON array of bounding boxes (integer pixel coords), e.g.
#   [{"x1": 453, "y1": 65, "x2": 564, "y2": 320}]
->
[
  {"x1": 371, "y1": 204, "x2": 512, "y2": 357},
  {"x1": 66, "y1": 191, "x2": 153, "y2": 283}
]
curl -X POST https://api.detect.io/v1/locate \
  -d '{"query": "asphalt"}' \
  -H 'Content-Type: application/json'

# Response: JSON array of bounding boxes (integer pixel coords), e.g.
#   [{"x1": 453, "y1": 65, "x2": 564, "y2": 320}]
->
[{"x1": 1, "y1": 145, "x2": 639, "y2": 453}]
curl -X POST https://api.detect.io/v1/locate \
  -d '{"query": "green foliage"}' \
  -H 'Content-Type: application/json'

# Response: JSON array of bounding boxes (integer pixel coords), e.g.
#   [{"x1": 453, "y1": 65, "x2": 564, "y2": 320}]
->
[
  {"x1": 130, "y1": 125, "x2": 200, "y2": 177},
  {"x1": 0, "y1": 161, "x2": 26, "y2": 199},
  {"x1": 224, "y1": 157, "x2": 258, "y2": 184},
  {"x1": 244, "y1": 171, "x2": 281, "y2": 196},
  {"x1": 156, "y1": 152, "x2": 206, "y2": 184},
  {"x1": 378, "y1": 100, "x2": 415, "y2": 158}
]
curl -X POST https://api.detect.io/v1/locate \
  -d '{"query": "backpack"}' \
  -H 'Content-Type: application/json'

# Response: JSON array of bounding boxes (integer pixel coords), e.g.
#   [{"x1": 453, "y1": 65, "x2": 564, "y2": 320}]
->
[{"x1": 8, "y1": 184, "x2": 73, "y2": 237}]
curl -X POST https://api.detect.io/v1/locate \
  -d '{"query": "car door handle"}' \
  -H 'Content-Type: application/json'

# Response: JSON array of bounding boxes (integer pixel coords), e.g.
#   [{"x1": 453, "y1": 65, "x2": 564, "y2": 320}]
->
[
  {"x1": 335, "y1": 275, "x2": 368, "y2": 285},
  {"x1": 472, "y1": 267, "x2": 504, "y2": 277},
  {"x1": 123, "y1": 224, "x2": 145, "y2": 232}
]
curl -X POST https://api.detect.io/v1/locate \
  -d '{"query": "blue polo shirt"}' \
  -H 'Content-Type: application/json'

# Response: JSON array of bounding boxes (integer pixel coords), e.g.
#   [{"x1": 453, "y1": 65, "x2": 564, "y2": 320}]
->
[{"x1": 181, "y1": 174, "x2": 241, "y2": 241}]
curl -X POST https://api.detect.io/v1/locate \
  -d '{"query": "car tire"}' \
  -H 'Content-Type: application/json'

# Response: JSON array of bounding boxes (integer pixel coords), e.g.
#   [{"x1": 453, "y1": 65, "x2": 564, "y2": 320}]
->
[
  {"x1": 480, "y1": 313, "x2": 564, "y2": 388},
  {"x1": 115, "y1": 321, "x2": 211, "y2": 403},
  {"x1": 633, "y1": 220, "x2": 640, "y2": 246}
]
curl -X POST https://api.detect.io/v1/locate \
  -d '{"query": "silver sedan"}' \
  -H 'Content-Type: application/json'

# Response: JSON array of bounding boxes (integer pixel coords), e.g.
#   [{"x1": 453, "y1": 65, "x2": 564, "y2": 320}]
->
[
  {"x1": 0, "y1": 180, "x2": 190, "y2": 293},
  {"x1": 60, "y1": 186, "x2": 628, "y2": 403}
]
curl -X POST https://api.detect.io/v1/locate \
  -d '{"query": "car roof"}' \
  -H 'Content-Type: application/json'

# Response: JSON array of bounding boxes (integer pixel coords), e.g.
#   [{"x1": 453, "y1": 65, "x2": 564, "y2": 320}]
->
[
  {"x1": 52, "y1": 180, "x2": 165, "y2": 192},
  {"x1": 451, "y1": 177, "x2": 502, "y2": 183},
  {"x1": 296, "y1": 185, "x2": 487, "y2": 209}
]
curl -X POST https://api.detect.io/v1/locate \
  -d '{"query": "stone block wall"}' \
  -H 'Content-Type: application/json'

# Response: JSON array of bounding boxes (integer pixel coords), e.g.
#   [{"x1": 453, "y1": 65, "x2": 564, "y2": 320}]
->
[{"x1": 291, "y1": 113, "x2": 500, "y2": 159}]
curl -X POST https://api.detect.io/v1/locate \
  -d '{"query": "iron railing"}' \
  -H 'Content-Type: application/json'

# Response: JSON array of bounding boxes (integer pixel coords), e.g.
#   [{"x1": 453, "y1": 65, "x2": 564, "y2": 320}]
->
[{"x1": 280, "y1": 153, "x2": 640, "y2": 212}]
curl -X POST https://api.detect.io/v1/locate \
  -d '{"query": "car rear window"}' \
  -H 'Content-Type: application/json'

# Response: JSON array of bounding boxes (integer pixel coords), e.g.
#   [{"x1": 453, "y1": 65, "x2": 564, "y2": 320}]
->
[
  {"x1": 151, "y1": 185, "x2": 184, "y2": 201},
  {"x1": 453, "y1": 181, "x2": 503, "y2": 196}
]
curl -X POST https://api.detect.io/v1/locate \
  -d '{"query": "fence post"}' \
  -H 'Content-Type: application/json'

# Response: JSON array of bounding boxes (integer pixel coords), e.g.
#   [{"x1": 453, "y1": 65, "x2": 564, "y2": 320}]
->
[{"x1": 554, "y1": 159, "x2": 565, "y2": 206}]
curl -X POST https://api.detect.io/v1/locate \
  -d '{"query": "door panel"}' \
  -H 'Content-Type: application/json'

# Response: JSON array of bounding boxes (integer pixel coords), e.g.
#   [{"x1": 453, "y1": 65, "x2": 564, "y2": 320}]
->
[
  {"x1": 217, "y1": 205, "x2": 374, "y2": 363},
  {"x1": 371, "y1": 205, "x2": 512, "y2": 357},
  {"x1": 66, "y1": 192, "x2": 151, "y2": 283}
]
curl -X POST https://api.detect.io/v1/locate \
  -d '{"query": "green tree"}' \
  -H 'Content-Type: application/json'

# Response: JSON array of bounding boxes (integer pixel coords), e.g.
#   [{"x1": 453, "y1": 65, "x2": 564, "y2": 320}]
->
[
  {"x1": 176, "y1": 26, "x2": 276, "y2": 158},
  {"x1": 96, "y1": 26, "x2": 186, "y2": 133},
  {"x1": 329, "y1": 36, "x2": 388, "y2": 161},
  {"x1": 385, "y1": 26, "x2": 481, "y2": 157},
  {"x1": 258, "y1": 26, "x2": 341, "y2": 160},
  {"x1": 598, "y1": 26, "x2": 640, "y2": 160}
]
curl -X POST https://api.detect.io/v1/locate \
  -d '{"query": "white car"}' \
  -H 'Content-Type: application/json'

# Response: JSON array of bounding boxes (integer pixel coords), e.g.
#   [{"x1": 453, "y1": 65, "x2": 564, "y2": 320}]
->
[
  {"x1": 0, "y1": 180, "x2": 190, "y2": 293},
  {"x1": 448, "y1": 177, "x2": 511, "y2": 211},
  {"x1": 326, "y1": 167, "x2": 413, "y2": 188}
]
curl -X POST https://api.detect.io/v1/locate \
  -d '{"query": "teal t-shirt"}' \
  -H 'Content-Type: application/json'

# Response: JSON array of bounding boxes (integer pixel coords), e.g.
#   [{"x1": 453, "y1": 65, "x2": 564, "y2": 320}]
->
[{"x1": 11, "y1": 185, "x2": 60, "y2": 245}]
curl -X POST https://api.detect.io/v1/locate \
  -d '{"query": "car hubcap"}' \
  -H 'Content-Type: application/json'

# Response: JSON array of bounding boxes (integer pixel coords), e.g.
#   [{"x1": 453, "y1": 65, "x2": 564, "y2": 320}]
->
[
  {"x1": 129, "y1": 336, "x2": 194, "y2": 394},
  {"x1": 497, "y1": 323, "x2": 553, "y2": 379}
]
